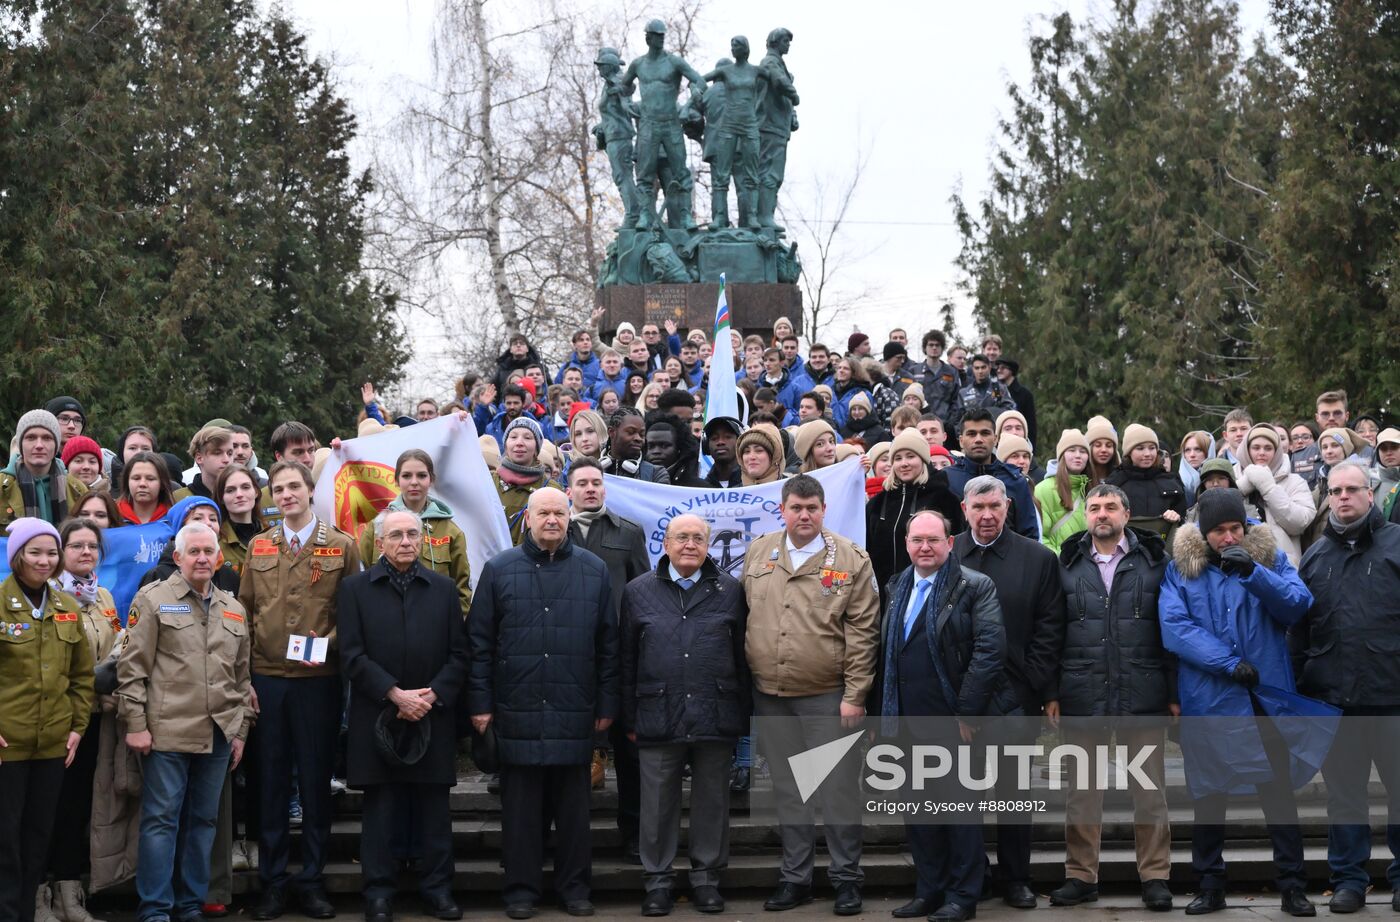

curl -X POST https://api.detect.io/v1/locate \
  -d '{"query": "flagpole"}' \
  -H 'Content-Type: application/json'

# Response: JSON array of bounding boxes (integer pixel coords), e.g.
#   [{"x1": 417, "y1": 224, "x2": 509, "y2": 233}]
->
[{"x1": 704, "y1": 272, "x2": 742, "y2": 425}]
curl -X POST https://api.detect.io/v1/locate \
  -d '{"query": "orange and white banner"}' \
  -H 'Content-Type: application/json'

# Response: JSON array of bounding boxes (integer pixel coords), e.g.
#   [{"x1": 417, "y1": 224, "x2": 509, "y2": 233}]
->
[{"x1": 312, "y1": 414, "x2": 511, "y2": 587}]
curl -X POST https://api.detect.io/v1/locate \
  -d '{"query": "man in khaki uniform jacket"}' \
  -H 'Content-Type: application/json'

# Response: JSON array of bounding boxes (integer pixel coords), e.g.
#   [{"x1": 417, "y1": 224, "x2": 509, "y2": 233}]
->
[
  {"x1": 117, "y1": 522, "x2": 252, "y2": 922},
  {"x1": 237, "y1": 461, "x2": 360, "y2": 921},
  {"x1": 742, "y1": 474, "x2": 880, "y2": 916}
]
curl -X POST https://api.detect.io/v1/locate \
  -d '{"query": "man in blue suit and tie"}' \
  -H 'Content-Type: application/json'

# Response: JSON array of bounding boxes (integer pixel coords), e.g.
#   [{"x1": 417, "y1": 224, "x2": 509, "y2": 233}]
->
[{"x1": 870, "y1": 510, "x2": 1017, "y2": 921}]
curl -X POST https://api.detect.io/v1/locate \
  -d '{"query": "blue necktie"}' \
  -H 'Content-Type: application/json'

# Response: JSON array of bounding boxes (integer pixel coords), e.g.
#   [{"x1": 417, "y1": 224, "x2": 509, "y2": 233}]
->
[
  {"x1": 677, "y1": 577, "x2": 694, "y2": 590},
  {"x1": 904, "y1": 578, "x2": 933, "y2": 640}
]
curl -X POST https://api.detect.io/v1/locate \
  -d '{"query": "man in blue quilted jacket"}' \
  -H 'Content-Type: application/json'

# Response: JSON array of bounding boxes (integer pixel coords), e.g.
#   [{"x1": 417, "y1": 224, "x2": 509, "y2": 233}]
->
[{"x1": 467, "y1": 488, "x2": 619, "y2": 920}]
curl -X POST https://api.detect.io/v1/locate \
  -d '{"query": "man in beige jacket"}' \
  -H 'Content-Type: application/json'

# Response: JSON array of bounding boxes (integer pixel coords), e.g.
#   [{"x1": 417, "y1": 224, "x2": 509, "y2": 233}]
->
[
  {"x1": 742, "y1": 474, "x2": 881, "y2": 916},
  {"x1": 118, "y1": 522, "x2": 252, "y2": 922}
]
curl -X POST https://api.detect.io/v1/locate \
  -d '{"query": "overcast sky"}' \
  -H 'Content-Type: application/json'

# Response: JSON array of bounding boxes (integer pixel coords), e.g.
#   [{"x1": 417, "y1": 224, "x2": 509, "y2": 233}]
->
[{"x1": 272, "y1": 0, "x2": 1273, "y2": 397}]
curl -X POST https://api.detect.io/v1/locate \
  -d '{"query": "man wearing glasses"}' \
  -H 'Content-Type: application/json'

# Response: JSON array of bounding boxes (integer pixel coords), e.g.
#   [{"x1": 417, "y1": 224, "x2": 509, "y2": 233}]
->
[
  {"x1": 641, "y1": 323, "x2": 669, "y2": 371},
  {"x1": 619, "y1": 515, "x2": 750, "y2": 916},
  {"x1": 338, "y1": 509, "x2": 470, "y2": 922},
  {"x1": 1296, "y1": 461, "x2": 1400, "y2": 913},
  {"x1": 1314, "y1": 390, "x2": 1351, "y2": 433}
]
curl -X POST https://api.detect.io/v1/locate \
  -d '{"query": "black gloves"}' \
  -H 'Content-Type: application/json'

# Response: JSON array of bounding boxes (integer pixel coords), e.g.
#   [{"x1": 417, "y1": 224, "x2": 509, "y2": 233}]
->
[
  {"x1": 1232, "y1": 660, "x2": 1261, "y2": 689},
  {"x1": 1218, "y1": 545, "x2": 1256, "y2": 578}
]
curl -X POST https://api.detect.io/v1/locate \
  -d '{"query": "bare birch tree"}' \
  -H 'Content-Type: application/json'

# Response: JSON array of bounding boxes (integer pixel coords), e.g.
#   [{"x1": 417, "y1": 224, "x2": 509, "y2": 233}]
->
[
  {"x1": 370, "y1": 0, "x2": 706, "y2": 375},
  {"x1": 777, "y1": 139, "x2": 876, "y2": 345}
]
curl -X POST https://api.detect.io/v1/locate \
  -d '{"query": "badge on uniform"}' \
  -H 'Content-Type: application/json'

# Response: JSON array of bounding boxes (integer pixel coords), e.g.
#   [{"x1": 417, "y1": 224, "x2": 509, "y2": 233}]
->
[
  {"x1": 222, "y1": 610, "x2": 244, "y2": 623},
  {"x1": 426, "y1": 536, "x2": 450, "y2": 547},
  {"x1": 251, "y1": 539, "x2": 279, "y2": 557},
  {"x1": 53, "y1": 612, "x2": 79, "y2": 623},
  {"x1": 159, "y1": 604, "x2": 192, "y2": 614},
  {"x1": 3, "y1": 622, "x2": 31, "y2": 637}
]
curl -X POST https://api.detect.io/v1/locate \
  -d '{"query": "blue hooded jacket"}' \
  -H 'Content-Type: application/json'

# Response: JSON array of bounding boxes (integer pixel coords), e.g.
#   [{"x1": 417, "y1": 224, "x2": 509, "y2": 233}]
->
[{"x1": 1158, "y1": 521, "x2": 1337, "y2": 796}]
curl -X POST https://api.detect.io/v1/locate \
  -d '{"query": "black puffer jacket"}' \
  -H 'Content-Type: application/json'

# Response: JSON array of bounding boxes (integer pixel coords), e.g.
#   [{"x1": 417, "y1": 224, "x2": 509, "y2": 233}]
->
[
  {"x1": 866, "y1": 473, "x2": 965, "y2": 592},
  {"x1": 1106, "y1": 461, "x2": 1188, "y2": 537},
  {"x1": 466, "y1": 534, "x2": 618, "y2": 765},
  {"x1": 1294, "y1": 506, "x2": 1400, "y2": 708},
  {"x1": 620, "y1": 557, "x2": 751, "y2": 745},
  {"x1": 1056, "y1": 527, "x2": 1175, "y2": 717}
]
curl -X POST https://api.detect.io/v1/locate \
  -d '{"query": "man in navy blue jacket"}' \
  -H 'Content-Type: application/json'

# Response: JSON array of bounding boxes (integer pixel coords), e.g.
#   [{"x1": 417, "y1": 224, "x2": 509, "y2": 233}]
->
[{"x1": 943, "y1": 409, "x2": 1039, "y2": 539}]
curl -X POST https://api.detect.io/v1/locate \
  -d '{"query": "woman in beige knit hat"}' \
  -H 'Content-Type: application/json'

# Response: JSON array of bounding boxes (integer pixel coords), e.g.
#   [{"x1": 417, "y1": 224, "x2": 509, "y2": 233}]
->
[
  {"x1": 794, "y1": 420, "x2": 840, "y2": 473},
  {"x1": 1106, "y1": 424, "x2": 1187, "y2": 539},
  {"x1": 1234, "y1": 424, "x2": 1316, "y2": 565},
  {"x1": 995, "y1": 433, "x2": 1037, "y2": 483},
  {"x1": 865, "y1": 429, "x2": 965, "y2": 598},
  {"x1": 1084, "y1": 415, "x2": 1120, "y2": 488},
  {"x1": 1033, "y1": 429, "x2": 1092, "y2": 554},
  {"x1": 736, "y1": 425, "x2": 786, "y2": 486}
]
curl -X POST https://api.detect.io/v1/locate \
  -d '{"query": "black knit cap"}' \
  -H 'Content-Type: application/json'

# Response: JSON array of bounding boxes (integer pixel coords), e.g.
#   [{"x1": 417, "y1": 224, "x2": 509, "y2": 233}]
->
[
  {"x1": 45, "y1": 396, "x2": 85, "y2": 424},
  {"x1": 882, "y1": 341, "x2": 907, "y2": 361},
  {"x1": 1197, "y1": 487, "x2": 1247, "y2": 536}
]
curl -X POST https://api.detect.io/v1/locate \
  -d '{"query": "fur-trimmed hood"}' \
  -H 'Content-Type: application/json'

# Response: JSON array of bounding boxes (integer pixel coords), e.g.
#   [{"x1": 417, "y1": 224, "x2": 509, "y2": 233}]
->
[{"x1": 1171, "y1": 521, "x2": 1278, "y2": 580}]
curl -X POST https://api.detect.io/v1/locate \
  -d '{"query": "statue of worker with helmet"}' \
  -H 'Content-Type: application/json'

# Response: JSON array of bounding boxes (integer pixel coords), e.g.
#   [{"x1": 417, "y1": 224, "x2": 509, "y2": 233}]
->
[
  {"x1": 592, "y1": 46, "x2": 640, "y2": 227},
  {"x1": 619, "y1": 19, "x2": 705, "y2": 231}
]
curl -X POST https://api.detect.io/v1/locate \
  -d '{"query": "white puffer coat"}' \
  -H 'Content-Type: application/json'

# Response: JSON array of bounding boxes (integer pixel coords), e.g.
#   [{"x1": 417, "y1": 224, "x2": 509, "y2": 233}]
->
[{"x1": 1235, "y1": 424, "x2": 1317, "y2": 565}]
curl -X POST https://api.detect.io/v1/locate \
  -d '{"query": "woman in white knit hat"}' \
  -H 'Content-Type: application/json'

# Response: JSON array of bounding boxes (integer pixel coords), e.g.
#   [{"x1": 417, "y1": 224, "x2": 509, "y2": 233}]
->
[{"x1": 1234, "y1": 424, "x2": 1316, "y2": 565}]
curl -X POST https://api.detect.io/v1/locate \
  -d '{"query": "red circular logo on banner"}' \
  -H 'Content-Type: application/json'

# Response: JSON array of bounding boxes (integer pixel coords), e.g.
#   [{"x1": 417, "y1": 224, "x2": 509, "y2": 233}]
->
[{"x1": 332, "y1": 461, "x2": 400, "y2": 538}]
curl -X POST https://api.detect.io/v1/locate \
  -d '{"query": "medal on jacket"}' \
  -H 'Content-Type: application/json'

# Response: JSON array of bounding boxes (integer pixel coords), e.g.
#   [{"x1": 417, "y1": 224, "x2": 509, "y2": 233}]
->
[
  {"x1": 818, "y1": 534, "x2": 839, "y2": 595},
  {"x1": 311, "y1": 561, "x2": 322, "y2": 585}
]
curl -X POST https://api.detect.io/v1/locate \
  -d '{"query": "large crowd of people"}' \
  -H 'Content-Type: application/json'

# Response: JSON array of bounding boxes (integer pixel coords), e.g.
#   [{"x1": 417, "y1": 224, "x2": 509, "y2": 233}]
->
[{"x1": 1, "y1": 321, "x2": 1399, "y2": 922}]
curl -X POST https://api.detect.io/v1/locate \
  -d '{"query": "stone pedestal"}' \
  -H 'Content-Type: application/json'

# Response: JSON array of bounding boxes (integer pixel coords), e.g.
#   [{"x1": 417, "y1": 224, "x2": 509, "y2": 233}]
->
[{"x1": 594, "y1": 283, "x2": 802, "y2": 339}]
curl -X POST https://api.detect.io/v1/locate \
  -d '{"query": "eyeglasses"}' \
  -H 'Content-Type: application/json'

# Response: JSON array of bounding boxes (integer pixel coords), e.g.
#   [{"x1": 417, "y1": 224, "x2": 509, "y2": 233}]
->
[
  {"x1": 1327, "y1": 486, "x2": 1367, "y2": 496},
  {"x1": 66, "y1": 542, "x2": 100, "y2": 552},
  {"x1": 57, "y1": 413, "x2": 84, "y2": 425},
  {"x1": 668, "y1": 534, "x2": 708, "y2": 547},
  {"x1": 384, "y1": 530, "x2": 422, "y2": 543}
]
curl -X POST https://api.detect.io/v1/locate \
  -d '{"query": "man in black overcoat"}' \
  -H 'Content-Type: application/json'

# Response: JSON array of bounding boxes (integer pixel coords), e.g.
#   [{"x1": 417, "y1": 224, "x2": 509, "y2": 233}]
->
[{"x1": 338, "y1": 509, "x2": 470, "y2": 922}]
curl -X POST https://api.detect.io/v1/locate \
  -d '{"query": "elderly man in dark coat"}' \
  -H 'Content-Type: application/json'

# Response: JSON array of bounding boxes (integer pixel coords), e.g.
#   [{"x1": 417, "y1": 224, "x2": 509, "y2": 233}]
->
[
  {"x1": 338, "y1": 509, "x2": 470, "y2": 922},
  {"x1": 952, "y1": 474, "x2": 1065, "y2": 908},
  {"x1": 468, "y1": 487, "x2": 619, "y2": 920},
  {"x1": 620, "y1": 514, "x2": 750, "y2": 917}
]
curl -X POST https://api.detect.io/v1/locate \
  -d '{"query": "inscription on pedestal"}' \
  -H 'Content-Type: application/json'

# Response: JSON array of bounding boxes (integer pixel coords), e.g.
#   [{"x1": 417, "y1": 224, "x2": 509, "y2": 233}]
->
[{"x1": 644, "y1": 286, "x2": 689, "y2": 328}]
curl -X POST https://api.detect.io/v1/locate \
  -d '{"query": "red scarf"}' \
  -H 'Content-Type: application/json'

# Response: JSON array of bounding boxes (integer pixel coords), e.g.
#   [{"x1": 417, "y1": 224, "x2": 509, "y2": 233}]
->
[{"x1": 118, "y1": 498, "x2": 169, "y2": 525}]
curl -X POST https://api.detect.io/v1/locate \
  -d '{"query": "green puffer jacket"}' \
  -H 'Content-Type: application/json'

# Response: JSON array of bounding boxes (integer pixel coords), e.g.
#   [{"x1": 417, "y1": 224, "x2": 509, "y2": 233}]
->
[{"x1": 1034, "y1": 473, "x2": 1088, "y2": 555}]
